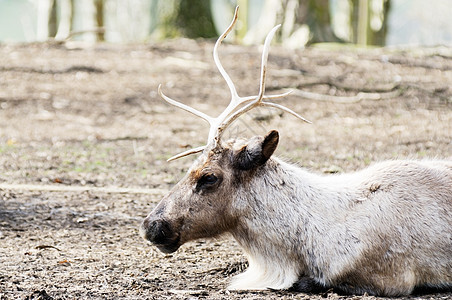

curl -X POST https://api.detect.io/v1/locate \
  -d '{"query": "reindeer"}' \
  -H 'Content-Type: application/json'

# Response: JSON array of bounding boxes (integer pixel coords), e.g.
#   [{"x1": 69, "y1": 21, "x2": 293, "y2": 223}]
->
[{"x1": 141, "y1": 7, "x2": 452, "y2": 296}]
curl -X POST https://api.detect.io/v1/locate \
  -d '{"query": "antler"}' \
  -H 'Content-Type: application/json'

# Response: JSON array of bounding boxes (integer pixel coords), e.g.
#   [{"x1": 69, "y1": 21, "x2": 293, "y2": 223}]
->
[{"x1": 159, "y1": 6, "x2": 310, "y2": 161}]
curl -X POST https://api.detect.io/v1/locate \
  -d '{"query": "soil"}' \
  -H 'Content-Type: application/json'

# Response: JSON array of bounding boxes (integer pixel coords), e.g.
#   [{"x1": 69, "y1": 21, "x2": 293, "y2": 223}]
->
[{"x1": 0, "y1": 39, "x2": 451, "y2": 299}]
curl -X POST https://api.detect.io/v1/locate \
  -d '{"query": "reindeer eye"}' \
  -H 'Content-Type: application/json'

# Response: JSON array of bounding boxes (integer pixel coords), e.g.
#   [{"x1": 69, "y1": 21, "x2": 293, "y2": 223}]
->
[
  {"x1": 196, "y1": 173, "x2": 220, "y2": 192},
  {"x1": 202, "y1": 174, "x2": 218, "y2": 185}
]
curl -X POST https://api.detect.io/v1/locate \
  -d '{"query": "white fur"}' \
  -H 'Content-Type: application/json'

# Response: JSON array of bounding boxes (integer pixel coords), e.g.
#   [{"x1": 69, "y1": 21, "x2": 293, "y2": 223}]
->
[
  {"x1": 228, "y1": 158, "x2": 452, "y2": 294},
  {"x1": 228, "y1": 251, "x2": 299, "y2": 290}
]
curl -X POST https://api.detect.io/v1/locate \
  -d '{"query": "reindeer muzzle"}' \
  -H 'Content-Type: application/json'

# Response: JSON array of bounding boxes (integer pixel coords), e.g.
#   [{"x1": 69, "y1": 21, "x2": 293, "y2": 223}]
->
[{"x1": 141, "y1": 217, "x2": 181, "y2": 254}]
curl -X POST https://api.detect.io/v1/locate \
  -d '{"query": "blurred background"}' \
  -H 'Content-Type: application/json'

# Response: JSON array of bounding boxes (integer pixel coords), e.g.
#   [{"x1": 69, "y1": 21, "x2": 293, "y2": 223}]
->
[
  {"x1": 1, "y1": 0, "x2": 451, "y2": 47},
  {"x1": 1, "y1": 3, "x2": 451, "y2": 298}
]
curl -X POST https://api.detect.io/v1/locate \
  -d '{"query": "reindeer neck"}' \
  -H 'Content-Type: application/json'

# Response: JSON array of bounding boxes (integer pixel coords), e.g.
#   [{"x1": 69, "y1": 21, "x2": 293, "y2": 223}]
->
[{"x1": 231, "y1": 157, "x2": 357, "y2": 283}]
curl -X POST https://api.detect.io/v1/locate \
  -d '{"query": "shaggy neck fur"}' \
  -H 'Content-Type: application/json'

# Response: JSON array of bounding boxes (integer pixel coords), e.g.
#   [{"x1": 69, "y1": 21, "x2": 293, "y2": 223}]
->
[{"x1": 229, "y1": 157, "x2": 357, "y2": 290}]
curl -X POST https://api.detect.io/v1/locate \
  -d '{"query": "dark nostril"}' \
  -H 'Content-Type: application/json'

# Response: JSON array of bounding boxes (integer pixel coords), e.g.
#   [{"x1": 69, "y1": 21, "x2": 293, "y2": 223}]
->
[{"x1": 142, "y1": 218, "x2": 173, "y2": 245}]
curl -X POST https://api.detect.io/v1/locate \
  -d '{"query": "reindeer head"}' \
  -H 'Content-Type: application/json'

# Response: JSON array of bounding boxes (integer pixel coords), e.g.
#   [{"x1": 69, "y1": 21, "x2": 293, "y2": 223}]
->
[{"x1": 141, "y1": 6, "x2": 309, "y2": 254}]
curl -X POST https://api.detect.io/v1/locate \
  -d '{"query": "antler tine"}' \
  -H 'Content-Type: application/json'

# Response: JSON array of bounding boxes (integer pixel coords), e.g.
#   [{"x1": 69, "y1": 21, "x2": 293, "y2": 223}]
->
[
  {"x1": 159, "y1": 84, "x2": 214, "y2": 161},
  {"x1": 167, "y1": 145, "x2": 206, "y2": 162},
  {"x1": 158, "y1": 84, "x2": 214, "y2": 124},
  {"x1": 261, "y1": 101, "x2": 312, "y2": 124},
  {"x1": 215, "y1": 24, "x2": 311, "y2": 141},
  {"x1": 240, "y1": 90, "x2": 293, "y2": 103},
  {"x1": 211, "y1": 11, "x2": 291, "y2": 136},
  {"x1": 159, "y1": 7, "x2": 240, "y2": 161},
  {"x1": 216, "y1": 92, "x2": 313, "y2": 142},
  {"x1": 216, "y1": 24, "x2": 286, "y2": 141},
  {"x1": 213, "y1": 6, "x2": 240, "y2": 100},
  {"x1": 256, "y1": 24, "x2": 281, "y2": 103},
  {"x1": 160, "y1": 6, "x2": 311, "y2": 161}
]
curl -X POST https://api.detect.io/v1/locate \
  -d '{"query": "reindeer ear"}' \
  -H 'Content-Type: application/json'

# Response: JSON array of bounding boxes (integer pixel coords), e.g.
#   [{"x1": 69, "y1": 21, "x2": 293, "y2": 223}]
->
[
  {"x1": 261, "y1": 130, "x2": 279, "y2": 160},
  {"x1": 233, "y1": 130, "x2": 279, "y2": 170}
]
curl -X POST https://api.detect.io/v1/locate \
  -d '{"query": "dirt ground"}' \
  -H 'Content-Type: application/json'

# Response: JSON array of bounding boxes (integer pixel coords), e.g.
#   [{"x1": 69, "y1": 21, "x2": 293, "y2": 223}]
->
[{"x1": 0, "y1": 39, "x2": 451, "y2": 299}]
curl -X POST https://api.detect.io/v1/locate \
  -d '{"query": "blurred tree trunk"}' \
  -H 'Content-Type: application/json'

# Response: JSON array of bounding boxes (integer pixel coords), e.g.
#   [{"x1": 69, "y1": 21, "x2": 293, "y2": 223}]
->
[
  {"x1": 368, "y1": 0, "x2": 391, "y2": 46},
  {"x1": 48, "y1": 0, "x2": 58, "y2": 38},
  {"x1": 302, "y1": 0, "x2": 343, "y2": 43},
  {"x1": 350, "y1": 0, "x2": 359, "y2": 43},
  {"x1": 151, "y1": 0, "x2": 215, "y2": 39},
  {"x1": 242, "y1": 0, "x2": 342, "y2": 47},
  {"x1": 94, "y1": 0, "x2": 105, "y2": 41},
  {"x1": 69, "y1": 0, "x2": 75, "y2": 33},
  {"x1": 54, "y1": 0, "x2": 74, "y2": 40},
  {"x1": 356, "y1": 0, "x2": 368, "y2": 45},
  {"x1": 350, "y1": 0, "x2": 391, "y2": 46},
  {"x1": 46, "y1": 0, "x2": 75, "y2": 40},
  {"x1": 177, "y1": 0, "x2": 216, "y2": 38},
  {"x1": 152, "y1": 0, "x2": 179, "y2": 39}
]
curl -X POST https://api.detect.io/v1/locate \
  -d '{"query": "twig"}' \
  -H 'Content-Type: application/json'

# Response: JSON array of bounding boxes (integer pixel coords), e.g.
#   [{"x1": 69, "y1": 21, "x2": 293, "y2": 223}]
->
[
  {"x1": 36, "y1": 245, "x2": 61, "y2": 251},
  {"x1": 0, "y1": 183, "x2": 166, "y2": 195},
  {"x1": 292, "y1": 75, "x2": 400, "y2": 93},
  {"x1": 290, "y1": 88, "x2": 400, "y2": 103},
  {"x1": 267, "y1": 76, "x2": 401, "y2": 94}
]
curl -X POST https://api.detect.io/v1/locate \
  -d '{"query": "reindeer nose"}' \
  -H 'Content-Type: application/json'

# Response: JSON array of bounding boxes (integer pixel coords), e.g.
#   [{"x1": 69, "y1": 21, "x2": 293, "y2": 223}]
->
[{"x1": 141, "y1": 217, "x2": 173, "y2": 245}]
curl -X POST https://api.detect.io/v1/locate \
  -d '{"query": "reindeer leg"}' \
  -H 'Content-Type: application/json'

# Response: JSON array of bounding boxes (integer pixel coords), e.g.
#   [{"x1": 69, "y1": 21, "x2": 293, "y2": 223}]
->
[{"x1": 290, "y1": 277, "x2": 328, "y2": 293}]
